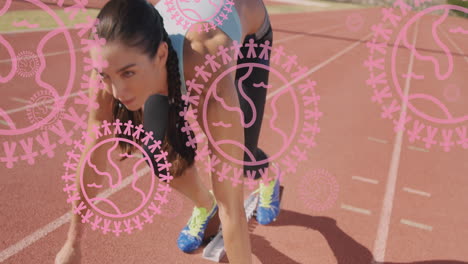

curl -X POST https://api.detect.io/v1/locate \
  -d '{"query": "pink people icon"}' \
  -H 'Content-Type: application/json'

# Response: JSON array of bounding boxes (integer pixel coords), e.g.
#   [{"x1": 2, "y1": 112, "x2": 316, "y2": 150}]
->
[
  {"x1": 365, "y1": 4, "x2": 467, "y2": 152},
  {"x1": 0, "y1": 0, "x2": 107, "y2": 169},
  {"x1": 181, "y1": 40, "x2": 321, "y2": 189},
  {"x1": 62, "y1": 120, "x2": 174, "y2": 236}
]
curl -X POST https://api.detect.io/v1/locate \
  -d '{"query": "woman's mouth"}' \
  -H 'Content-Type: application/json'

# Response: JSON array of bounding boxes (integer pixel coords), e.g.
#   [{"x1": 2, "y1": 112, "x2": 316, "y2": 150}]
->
[{"x1": 121, "y1": 97, "x2": 136, "y2": 106}]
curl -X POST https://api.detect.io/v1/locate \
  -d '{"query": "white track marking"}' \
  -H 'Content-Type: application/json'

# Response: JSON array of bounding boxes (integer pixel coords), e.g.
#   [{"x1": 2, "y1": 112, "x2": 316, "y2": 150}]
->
[
  {"x1": 400, "y1": 219, "x2": 433, "y2": 231},
  {"x1": 0, "y1": 213, "x2": 72, "y2": 263},
  {"x1": 441, "y1": 26, "x2": 468, "y2": 65},
  {"x1": 267, "y1": 31, "x2": 374, "y2": 99},
  {"x1": 372, "y1": 19, "x2": 420, "y2": 263},
  {"x1": 10, "y1": 97, "x2": 30, "y2": 104},
  {"x1": 341, "y1": 204, "x2": 372, "y2": 215},
  {"x1": 0, "y1": 167, "x2": 151, "y2": 263},
  {"x1": 407, "y1": 146, "x2": 429, "y2": 152},
  {"x1": 352, "y1": 176, "x2": 379, "y2": 184},
  {"x1": 274, "y1": 14, "x2": 331, "y2": 27},
  {"x1": 402, "y1": 187, "x2": 431, "y2": 197},
  {"x1": 0, "y1": 48, "x2": 82, "y2": 64},
  {"x1": 275, "y1": 24, "x2": 343, "y2": 44},
  {"x1": 4, "y1": 92, "x2": 81, "y2": 115},
  {"x1": 368, "y1": 137, "x2": 389, "y2": 144}
]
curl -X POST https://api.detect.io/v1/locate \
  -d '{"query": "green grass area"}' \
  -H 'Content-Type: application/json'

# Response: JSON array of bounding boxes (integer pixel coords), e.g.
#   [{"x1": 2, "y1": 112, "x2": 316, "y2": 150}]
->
[
  {"x1": 447, "y1": 0, "x2": 468, "y2": 18},
  {"x1": 266, "y1": 0, "x2": 369, "y2": 14},
  {"x1": 0, "y1": 9, "x2": 99, "y2": 33}
]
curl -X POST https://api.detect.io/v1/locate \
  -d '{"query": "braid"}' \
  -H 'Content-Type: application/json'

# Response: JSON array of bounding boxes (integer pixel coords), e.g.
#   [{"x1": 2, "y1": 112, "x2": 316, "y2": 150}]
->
[
  {"x1": 97, "y1": 0, "x2": 196, "y2": 175},
  {"x1": 158, "y1": 14, "x2": 197, "y2": 176}
]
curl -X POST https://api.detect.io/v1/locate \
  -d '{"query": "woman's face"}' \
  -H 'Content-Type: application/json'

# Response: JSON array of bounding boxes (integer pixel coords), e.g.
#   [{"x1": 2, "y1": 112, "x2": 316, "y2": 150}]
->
[{"x1": 90, "y1": 41, "x2": 168, "y2": 111}]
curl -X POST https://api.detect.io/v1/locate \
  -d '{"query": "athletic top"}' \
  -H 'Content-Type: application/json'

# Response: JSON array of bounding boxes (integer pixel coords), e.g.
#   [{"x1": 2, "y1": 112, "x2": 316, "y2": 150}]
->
[{"x1": 154, "y1": 1, "x2": 242, "y2": 95}]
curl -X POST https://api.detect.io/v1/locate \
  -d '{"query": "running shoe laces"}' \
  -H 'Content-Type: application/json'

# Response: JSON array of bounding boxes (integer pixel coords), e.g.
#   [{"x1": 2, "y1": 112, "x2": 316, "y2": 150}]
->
[
  {"x1": 256, "y1": 179, "x2": 275, "y2": 208},
  {"x1": 186, "y1": 193, "x2": 216, "y2": 237},
  {"x1": 187, "y1": 207, "x2": 207, "y2": 237}
]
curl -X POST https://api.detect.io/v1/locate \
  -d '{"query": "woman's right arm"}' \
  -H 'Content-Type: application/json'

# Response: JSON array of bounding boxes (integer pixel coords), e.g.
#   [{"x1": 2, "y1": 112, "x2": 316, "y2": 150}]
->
[{"x1": 67, "y1": 70, "x2": 114, "y2": 243}]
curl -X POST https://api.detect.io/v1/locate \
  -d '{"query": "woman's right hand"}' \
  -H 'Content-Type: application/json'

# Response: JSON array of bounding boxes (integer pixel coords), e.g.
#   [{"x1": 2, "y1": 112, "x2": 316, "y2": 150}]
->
[
  {"x1": 56, "y1": 70, "x2": 111, "y2": 264},
  {"x1": 55, "y1": 239, "x2": 82, "y2": 264}
]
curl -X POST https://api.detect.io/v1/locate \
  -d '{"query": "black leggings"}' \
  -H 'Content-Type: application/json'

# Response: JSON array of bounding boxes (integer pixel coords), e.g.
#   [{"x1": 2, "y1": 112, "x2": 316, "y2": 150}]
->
[
  {"x1": 143, "y1": 21, "x2": 273, "y2": 180},
  {"x1": 235, "y1": 22, "x2": 273, "y2": 179}
]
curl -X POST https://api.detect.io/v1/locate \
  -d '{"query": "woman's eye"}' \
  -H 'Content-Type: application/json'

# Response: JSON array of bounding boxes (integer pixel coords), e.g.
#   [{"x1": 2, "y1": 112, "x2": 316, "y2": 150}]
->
[
  {"x1": 123, "y1": 71, "x2": 135, "y2": 78},
  {"x1": 99, "y1": 73, "x2": 108, "y2": 80}
]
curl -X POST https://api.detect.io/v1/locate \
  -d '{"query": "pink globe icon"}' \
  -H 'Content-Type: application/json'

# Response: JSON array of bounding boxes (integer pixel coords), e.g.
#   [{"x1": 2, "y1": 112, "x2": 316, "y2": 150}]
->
[
  {"x1": 81, "y1": 138, "x2": 157, "y2": 218},
  {"x1": 202, "y1": 62, "x2": 301, "y2": 167},
  {"x1": 176, "y1": 0, "x2": 225, "y2": 22}
]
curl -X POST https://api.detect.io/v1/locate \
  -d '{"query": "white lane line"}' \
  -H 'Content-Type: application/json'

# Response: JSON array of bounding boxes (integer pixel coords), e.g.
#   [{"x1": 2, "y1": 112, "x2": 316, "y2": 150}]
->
[
  {"x1": 407, "y1": 146, "x2": 429, "y2": 152},
  {"x1": 368, "y1": 137, "x2": 388, "y2": 144},
  {"x1": 341, "y1": 204, "x2": 372, "y2": 215},
  {"x1": 97, "y1": 167, "x2": 151, "y2": 199},
  {"x1": 372, "y1": 19, "x2": 421, "y2": 263},
  {"x1": 275, "y1": 24, "x2": 343, "y2": 44},
  {"x1": 267, "y1": 31, "x2": 374, "y2": 100},
  {"x1": 273, "y1": 14, "x2": 327, "y2": 28},
  {"x1": 10, "y1": 97, "x2": 30, "y2": 104},
  {"x1": 441, "y1": 26, "x2": 468, "y2": 65},
  {"x1": 352, "y1": 176, "x2": 379, "y2": 184},
  {"x1": 269, "y1": 0, "x2": 330, "y2": 7},
  {"x1": 400, "y1": 219, "x2": 433, "y2": 231},
  {"x1": 4, "y1": 92, "x2": 81, "y2": 115},
  {"x1": 0, "y1": 167, "x2": 151, "y2": 263},
  {"x1": 402, "y1": 187, "x2": 431, "y2": 197},
  {"x1": 0, "y1": 48, "x2": 82, "y2": 64},
  {"x1": 0, "y1": 213, "x2": 72, "y2": 263}
]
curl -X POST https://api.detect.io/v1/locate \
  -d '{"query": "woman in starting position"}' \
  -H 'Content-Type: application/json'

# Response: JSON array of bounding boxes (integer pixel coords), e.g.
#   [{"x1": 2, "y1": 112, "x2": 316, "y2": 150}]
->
[{"x1": 56, "y1": 0, "x2": 280, "y2": 263}]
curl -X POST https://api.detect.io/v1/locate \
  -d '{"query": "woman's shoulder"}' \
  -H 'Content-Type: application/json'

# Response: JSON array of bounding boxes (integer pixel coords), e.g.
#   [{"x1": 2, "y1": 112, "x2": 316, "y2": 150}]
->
[{"x1": 183, "y1": 28, "x2": 233, "y2": 81}]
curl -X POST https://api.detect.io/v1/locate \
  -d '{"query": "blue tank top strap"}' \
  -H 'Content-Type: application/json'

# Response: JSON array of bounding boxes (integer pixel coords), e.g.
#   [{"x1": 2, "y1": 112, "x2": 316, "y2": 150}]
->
[{"x1": 154, "y1": 1, "x2": 242, "y2": 95}]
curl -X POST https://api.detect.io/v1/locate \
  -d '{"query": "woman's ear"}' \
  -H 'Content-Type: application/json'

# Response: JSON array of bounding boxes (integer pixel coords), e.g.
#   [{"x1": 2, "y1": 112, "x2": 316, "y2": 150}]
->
[{"x1": 154, "y1": 41, "x2": 169, "y2": 69}]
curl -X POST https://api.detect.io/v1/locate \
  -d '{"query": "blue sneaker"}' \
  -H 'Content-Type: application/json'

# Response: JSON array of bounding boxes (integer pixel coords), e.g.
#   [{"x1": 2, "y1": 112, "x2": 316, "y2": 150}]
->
[
  {"x1": 177, "y1": 191, "x2": 217, "y2": 253},
  {"x1": 255, "y1": 165, "x2": 281, "y2": 225}
]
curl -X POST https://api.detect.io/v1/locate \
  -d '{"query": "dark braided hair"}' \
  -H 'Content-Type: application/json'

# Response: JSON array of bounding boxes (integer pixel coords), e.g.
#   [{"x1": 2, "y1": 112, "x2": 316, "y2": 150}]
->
[{"x1": 94, "y1": 0, "x2": 196, "y2": 177}]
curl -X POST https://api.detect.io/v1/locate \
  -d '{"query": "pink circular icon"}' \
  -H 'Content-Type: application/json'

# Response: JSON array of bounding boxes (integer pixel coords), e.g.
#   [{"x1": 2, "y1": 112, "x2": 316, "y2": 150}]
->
[
  {"x1": 298, "y1": 169, "x2": 339, "y2": 212},
  {"x1": 346, "y1": 13, "x2": 364, "y2": 32},
  {"x1": 81, "y1": 138, "x2": 156, "y2": 218},
  {"x1": 391, "y1": 5, "x2": 467, "y2": 124},
  {"x1": 162, "y1": 0, "x2": 235, "y2": 33},
  {"x1": 63, "y1": 120, "x2": 174, "y2": 236},
  {"x1": 0, "y1": 1, "x2": 106, "y2": 168},
  {"x1": 204, "y1": 64, "x2": 300, "y2": 168},
  {"x1": 365, "y1": 3, "x2": 468, "y2": 152},
  {"x1": 177, "y1": 0, "x2": 225, "y2": 22},
  {"x1": 17, "y1": 50, "x2": 40, "y2": 78},
  {"x1": 26, "y1": 89, "x2": 65, "y2": 131},
  {"x1": 180, "y1": 40, "x2": 321, "y2": 189}
]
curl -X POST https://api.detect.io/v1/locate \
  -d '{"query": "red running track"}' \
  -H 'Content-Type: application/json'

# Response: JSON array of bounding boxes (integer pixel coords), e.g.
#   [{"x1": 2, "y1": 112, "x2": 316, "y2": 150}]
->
[{"x1": 0, "y1": 3, "x2": 467, "y2": 264}]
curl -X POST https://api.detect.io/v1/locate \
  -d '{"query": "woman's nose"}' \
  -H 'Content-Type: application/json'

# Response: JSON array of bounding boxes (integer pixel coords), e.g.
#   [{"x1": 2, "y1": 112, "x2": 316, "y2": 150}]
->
[{"x1": 112, "y1": 83, "x2": 131, "y2": 101}]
